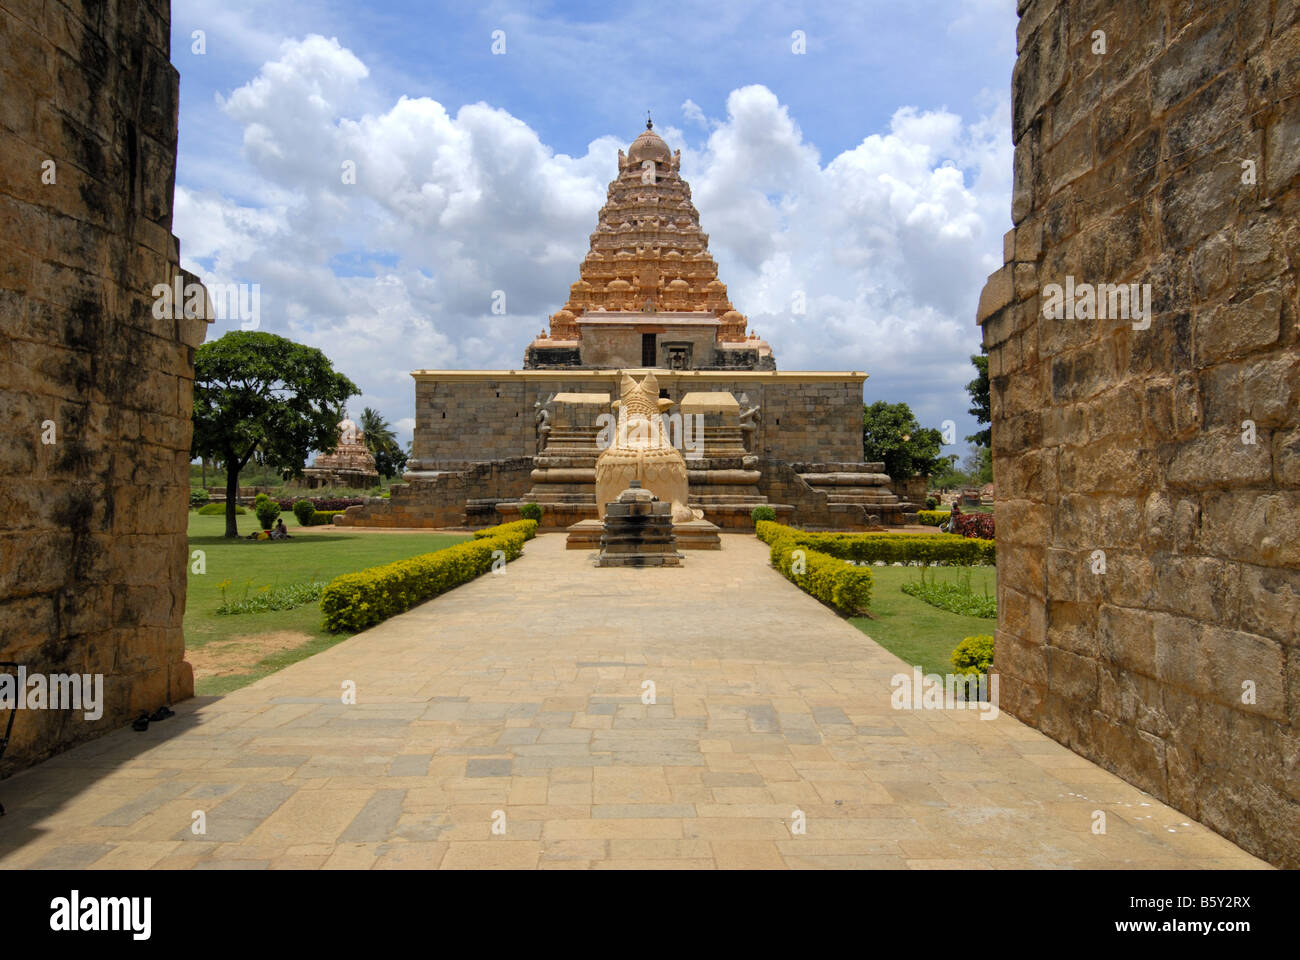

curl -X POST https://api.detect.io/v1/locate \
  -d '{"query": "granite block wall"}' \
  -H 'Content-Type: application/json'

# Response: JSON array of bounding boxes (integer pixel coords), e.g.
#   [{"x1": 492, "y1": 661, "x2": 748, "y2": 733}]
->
[
  {"x1": 980, "y1": 0, "x2": 1300, "y2": 867},
  {"x1": 0, "y1": 0, "x2": 205, "y2": 774}
]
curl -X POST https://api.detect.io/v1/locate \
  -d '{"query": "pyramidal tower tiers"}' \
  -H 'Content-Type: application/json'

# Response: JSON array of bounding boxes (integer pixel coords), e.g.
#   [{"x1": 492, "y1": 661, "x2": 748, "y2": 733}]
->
[
  {"x1": 524, "y1": 120, "x2": 773, "y2": 371},
  {"x1": 334, "y1": 121, "x2": 918, "y2": 532}
]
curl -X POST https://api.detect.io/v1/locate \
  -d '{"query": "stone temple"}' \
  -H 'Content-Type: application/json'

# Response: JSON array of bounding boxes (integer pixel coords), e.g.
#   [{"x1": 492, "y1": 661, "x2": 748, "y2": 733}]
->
[
  {"x1": 302, "y1": 416, "x2": 380, "y2": 489},
  {"x1": 340, "y1": 121, "x2": 917, "y2": 531}
]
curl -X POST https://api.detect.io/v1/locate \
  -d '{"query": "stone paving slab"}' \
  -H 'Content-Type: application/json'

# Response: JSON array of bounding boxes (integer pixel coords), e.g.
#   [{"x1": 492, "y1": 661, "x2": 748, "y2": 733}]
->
[{"x1": 0, "y1": 534, "x2": 1271, "y2": 870}]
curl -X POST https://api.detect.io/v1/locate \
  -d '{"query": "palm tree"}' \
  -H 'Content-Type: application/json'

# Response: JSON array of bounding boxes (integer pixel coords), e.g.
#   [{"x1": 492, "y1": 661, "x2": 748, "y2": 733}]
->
[{"x1": 360, "y1": 407, "x2": 407, "y2": 479}]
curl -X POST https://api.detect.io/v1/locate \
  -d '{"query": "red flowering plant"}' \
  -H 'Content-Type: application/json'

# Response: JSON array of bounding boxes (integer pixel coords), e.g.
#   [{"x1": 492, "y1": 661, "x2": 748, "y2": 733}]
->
[
  {"x1": 274, "y1": 497, "x2": 366, "y2": 511},
  {"x1": 948, "y1": 503, "x2": 995, "y2": 540}
]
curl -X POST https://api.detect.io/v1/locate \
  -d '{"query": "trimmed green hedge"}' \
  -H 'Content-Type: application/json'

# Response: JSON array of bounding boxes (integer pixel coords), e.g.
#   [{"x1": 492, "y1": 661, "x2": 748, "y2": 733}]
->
[
  {"x1": 306, "y1": 509, "x2": 345, "y2": 526},
  {"x1": 197, "y1": 502, "x2": 245, "y2": 515},
  {"x1": 321, "y1": 525, "x2": 532, "y2": 633},
  {"x1": 755, "y1": 520, "x2": 994, "y2": 565},
  {"x1": 764, "y1": 531, "x2": 873, "y2": 615},
  {"x1": 473, "y1": 519, "x2": 538, "y2": 541},
  {"x1": 917, "y1": 509, "x2": 951, "y2": 526}
]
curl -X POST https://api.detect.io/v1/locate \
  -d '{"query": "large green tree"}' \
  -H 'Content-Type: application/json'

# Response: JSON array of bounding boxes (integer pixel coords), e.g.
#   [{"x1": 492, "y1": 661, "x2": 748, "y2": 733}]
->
[
  {"x1": 360, "y1": 406, "x2": 407, "y2": 480},
  {"x1": 966, "y1": 445, "x2": 993, "y2": 485},
  {"x1": 862, "y1": 401, "x2": 946, "y2": 480},
  {"x1": 965, "y1": 350, "x2": 991, "y2": 447},
  {"x1": 192, "y1": 331, "x2": 359, "y2": 537},
  {"x1": 927, "y1": 453, "x2": 965, "y2": 491}
]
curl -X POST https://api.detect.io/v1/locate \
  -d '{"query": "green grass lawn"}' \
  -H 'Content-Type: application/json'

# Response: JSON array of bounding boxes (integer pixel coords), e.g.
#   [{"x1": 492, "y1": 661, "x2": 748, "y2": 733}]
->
[
  {"x1": 850, "y1": 564, "x2": 996, "y2": 676},
  {"x1": 185, "y1": 513, "x2": 467, "y2": 696}
]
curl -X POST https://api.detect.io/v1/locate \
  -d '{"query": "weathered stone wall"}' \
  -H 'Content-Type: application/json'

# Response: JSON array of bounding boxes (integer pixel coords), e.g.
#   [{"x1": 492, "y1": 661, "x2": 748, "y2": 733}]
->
[
  {"x1": 337, "y1": 458, "x2": 534, "y2": 528},
  {"x1": 0, "y1": 0, "x2": 204, "y2": 774},
  {"x1": 889, "y1": 475, "x2": 930, "y2": 508},
  {"x1": 981, "y1": 0, "x2": 1300, "y2": 867},
  {"x1": 411, "y1": 371, "x2": 867, "y2": 467},
  {"x1": 411, "y1": 376, "x2": 601, "y2": 464},
  {"x1": 755, "y1": 459, "x2": 844, "y2": 528}
]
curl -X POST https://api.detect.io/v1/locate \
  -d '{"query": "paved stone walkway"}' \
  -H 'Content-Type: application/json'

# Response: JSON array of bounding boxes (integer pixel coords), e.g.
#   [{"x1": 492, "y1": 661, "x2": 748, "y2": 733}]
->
[{"x1": 0, "y1": 534, "x2": 1268, "y2": 869}]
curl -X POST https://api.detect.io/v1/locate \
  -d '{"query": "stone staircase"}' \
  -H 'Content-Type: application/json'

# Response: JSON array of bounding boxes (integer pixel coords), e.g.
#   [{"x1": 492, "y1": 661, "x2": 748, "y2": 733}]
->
[
  {"x1": 790, "y1": 461, "x2": 917, "y2": 526},
  {"x1": 497, "y1": 422, "x2": 602, "y2": 529},
  {"x1": 684, "y1": 420, "x2": 791, "y2": 528},
  {"x1": 498, "y1": 416, "x2": 794, "y2": 530}
]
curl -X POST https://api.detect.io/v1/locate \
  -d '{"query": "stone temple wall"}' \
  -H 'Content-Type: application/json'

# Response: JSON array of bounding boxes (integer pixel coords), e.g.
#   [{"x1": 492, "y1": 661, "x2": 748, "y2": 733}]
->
[
  {"x1": 411, "y1": 371, "x2": 867, "y2": 468},
  {"x1": 337, "y1": 458, "x2": 534, "y2": 529},
  {"x1": 980, "y1": 0, "x2": 1300, "y2": 867},
  {"x1": 0, "y1": 0, "x2": 205, "y2": 775}
]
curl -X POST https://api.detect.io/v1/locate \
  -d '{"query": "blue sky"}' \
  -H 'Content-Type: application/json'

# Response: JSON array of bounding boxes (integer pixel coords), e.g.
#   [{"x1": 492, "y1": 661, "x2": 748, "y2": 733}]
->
[{"x1": 170, "y1": 0, "x2": 1018, "y2": 459}]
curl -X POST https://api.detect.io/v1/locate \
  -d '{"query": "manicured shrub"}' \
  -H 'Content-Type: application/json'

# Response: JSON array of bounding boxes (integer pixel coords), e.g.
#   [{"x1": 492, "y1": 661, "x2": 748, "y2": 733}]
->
[
  {"x1": 473, "y1": 519, "x2": 538, "y2": 541},
  {"x1": 519, "y1": 502, "x2": 543, "y2": 522},
  {"x1": 292, "y1": 499, "x2": 316, "y2": 526},
  {"x1": 198, "y1": 502, "x2": 245, "y2": 515},
  {"x1": 765, "y1": 533, "x2": 873, "y2": 615},
  {"x1": 751, "y1": 505, "x2": 777, "y2": 524},
  {"x1": 924, "y1": 497, "x2": 938, "y2": 511},
  {"x1": 951, "y1": 634, "x2": 995, "y2": 676},
  {"x1": 308, "y1": 510, "x2": 345, "y2": 525},
  {"x1": 190, "y1": 489, "x2": 210, "y2": 507},
  {"x1": 917, "y1": 509, "x2": 951, "y2": 526},
  {"x1": 254, "y1": 496, "x2": 281, "y2": 530},
  {"x1": 754, "y1": 520, "x2": 994, "y2": 565},
  {"x1": 321, "y1": 527, "x2": 529, "y2": 632}
]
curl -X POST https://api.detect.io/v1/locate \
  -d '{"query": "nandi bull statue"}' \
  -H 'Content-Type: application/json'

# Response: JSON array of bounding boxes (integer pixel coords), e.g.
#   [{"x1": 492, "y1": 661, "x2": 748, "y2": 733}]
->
[{"x1": 595, "y1": 371, "x2": 703, "y2": 524}]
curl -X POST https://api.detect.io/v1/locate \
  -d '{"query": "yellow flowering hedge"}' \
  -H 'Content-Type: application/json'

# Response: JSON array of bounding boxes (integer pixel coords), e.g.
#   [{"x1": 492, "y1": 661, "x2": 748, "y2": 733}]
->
[
  {"x1": 321, "y1": 520, "x2": 536, "y2": 632},
  {"x1": 472, "y1": 519, "x2": 538, "y2": 541},
  {"x1": 917, "y1": 509, "x2": 951, "y2": 526},
  {"x1": 755, "y1": 520, "x2": 994, "y2": 565},
  {"x1": 763, "y1": 530, "x2": 873, "y2": 615}
]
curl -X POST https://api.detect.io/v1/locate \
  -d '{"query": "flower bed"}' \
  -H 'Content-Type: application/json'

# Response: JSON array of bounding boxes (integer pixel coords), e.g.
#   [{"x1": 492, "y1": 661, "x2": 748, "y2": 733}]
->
[
  {"x1": 949, "y1": 505, "x2": 995, "y2": 539},
  {"x1": 276, "y1": 496, "x2": 366, "y2": 512}
]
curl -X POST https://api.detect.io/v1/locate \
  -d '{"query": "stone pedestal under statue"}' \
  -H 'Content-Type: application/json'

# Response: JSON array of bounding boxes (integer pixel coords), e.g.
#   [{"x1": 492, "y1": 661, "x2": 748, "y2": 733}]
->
[
  {"x1": 593, "y1": 483, "x2": 683, "y2": 567},
  {"x1": 567, "y1": 517, "x2": 719, "y2": 550}
]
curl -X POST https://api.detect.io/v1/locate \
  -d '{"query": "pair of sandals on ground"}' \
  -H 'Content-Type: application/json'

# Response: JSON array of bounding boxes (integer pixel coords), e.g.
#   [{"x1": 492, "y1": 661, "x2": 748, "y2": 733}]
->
[{"x1": 131, "y1": 705, "x2": 175, "y2": 731}]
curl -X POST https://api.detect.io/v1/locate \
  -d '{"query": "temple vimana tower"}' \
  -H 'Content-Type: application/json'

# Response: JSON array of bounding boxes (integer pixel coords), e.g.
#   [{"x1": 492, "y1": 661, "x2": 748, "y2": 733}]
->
[
  {"x1": 523, "y1": 119, "x2": 773, "y2": 372},
  {"x1": 340, "y1": 122, "x2": 917, "y2": 530}
]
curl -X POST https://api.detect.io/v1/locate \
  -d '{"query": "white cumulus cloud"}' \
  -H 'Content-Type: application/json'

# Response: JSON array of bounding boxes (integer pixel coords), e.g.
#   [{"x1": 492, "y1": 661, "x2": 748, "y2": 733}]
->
[{"x1": 176, "y1": 35, "x2": 1010, "y2": 451}]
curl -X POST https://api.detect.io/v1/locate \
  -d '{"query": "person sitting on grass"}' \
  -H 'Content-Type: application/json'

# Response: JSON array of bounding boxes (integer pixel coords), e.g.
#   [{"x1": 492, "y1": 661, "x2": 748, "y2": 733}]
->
[{"x1": 271, "y1": 518, "x2": 291, "y2": 540}]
